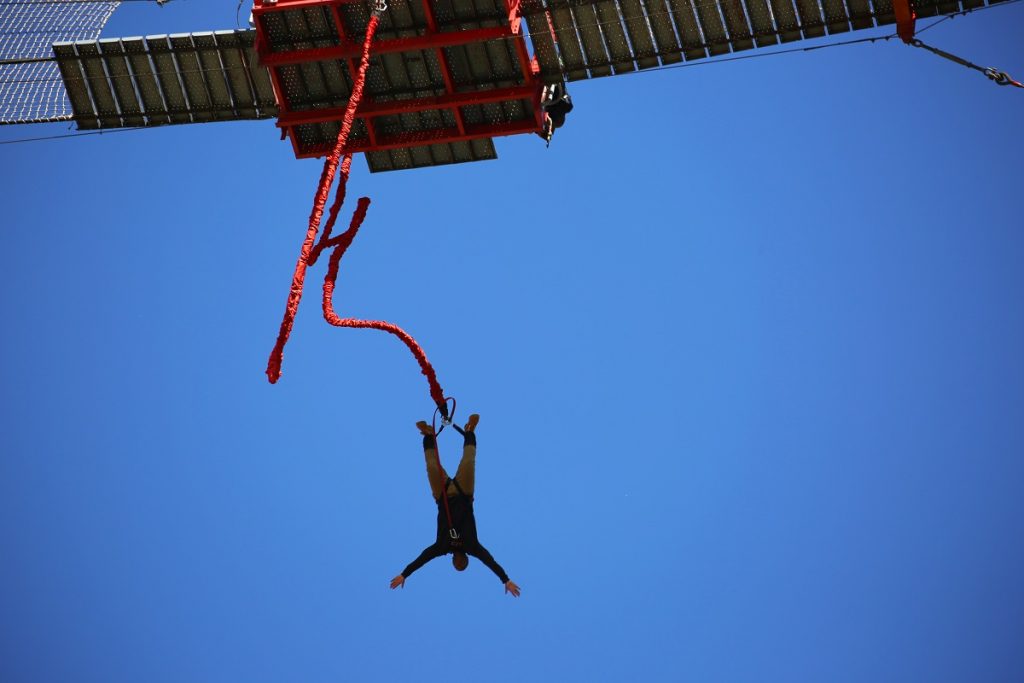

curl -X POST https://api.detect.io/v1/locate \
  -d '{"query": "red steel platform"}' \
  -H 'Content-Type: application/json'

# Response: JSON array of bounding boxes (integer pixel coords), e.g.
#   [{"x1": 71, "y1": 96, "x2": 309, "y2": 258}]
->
[{"x1": 251, "y1": 0, "x2": 545, "y2": 170}]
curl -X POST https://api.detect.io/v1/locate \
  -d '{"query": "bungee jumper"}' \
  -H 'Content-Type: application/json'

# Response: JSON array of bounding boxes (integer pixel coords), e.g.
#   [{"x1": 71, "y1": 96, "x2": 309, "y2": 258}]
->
[
  {"x1": 538, "y1": 82, "x2": 574, "y2": 147},
  {"x1": 390, "y1": 413, "x2": 521, "y2": 597},
  {"x1": 252, "y1": 6, "x2": 517, "y2": 597}
]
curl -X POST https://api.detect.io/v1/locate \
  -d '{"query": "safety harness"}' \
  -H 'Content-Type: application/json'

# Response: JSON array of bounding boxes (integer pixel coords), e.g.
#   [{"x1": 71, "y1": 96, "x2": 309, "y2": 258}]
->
[{"x1": 428, "y1": 397, "x2": 471, "y2": 549}]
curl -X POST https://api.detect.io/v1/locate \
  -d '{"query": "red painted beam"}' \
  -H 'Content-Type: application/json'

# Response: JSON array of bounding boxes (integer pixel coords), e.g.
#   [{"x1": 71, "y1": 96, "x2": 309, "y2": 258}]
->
[
  {"x1": 417, "y1": 0, "x2": 466, "y2": 136},
  {"x1": 295, "y1": 119, "x2": 541, "y2": 158},
  {"x1": 276, "y1": 85, "x2": 537, "y2": 128},
  {"x1": 253, "y1": 0, "x2": 363, "y2": 13},
  {"x1": 499, "y1": 0, "x2": 541, "y2": 125},
  {"x1": 893, "y1": 0, "x2": 916, "y2": 43},
  {"x1": 260, "y1": 26, "x2": 512, "y2": 67},
  {"x1": 505, "y1": 0, "x2": 523, "y2": 31}
]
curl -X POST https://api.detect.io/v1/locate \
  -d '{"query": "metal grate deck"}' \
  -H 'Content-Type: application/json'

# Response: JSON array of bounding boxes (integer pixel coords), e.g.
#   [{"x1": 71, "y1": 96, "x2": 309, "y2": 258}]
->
[
  {"x1": 522, "y1": 0, "x2": 1008, "y2": 82},
  {"x1": 52, "y1": 30, "x2": 277, "y2": 130}
]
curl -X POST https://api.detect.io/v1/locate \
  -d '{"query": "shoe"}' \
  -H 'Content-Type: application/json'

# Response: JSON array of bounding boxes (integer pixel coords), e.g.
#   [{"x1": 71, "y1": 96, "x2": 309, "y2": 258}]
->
[
  {"x1": 464, "y1": 414, "x2": 479, "y2": 433},
  {"x1": 416, "y1": 420, "x2": 435, "y2": 436}
]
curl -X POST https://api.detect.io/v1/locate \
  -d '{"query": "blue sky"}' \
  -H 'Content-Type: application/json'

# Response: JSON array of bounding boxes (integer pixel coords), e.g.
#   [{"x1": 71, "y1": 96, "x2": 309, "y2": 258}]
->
[{"x1": 2, "y1": 1, "x2": 1023, "y2": 681}]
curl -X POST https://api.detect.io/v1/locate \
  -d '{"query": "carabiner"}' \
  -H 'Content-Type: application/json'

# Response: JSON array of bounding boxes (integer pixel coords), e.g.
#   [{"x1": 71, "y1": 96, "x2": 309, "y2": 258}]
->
[
  {"x1": 985, "y1": 67, "x2": 1011, "y2": 86},
  {"x1": 431, "y1": 396, "x2": 457, "y2": 435}
]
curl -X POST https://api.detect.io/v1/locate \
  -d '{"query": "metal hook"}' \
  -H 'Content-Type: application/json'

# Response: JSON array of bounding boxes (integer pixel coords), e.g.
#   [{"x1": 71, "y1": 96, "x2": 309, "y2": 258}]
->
[
  {"x1": 431, "y1": 396, "x2": 456, "y2": 436},
  {"x1": 374, "y1": 0, "x2": 388, "y2": 13},
  {"x1": 985, "y1": 67, "x2": 1011, "y2": 86}
]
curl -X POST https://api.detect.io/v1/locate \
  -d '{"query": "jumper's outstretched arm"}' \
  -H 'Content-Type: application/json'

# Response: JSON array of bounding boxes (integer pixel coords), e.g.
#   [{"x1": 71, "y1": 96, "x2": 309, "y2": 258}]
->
[{"x1": 392, "y1": 543, "x2": 446, "y2": 589}]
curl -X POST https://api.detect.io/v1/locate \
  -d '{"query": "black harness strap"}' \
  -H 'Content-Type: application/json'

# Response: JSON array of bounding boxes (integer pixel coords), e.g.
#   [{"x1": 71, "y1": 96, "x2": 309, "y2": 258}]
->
[
  {"x1": 443, "y1": 477, "x2": 471, "y2": 547},
  {"x1": 448, "y1": 476, "x2": 470, "y2": 500}
]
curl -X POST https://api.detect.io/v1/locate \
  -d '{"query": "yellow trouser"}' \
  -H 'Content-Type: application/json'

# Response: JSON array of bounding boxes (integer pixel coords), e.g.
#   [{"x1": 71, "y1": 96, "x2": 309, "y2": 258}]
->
[{"x1": 424, "y1": 438, "x2": 475, "y2": 500}]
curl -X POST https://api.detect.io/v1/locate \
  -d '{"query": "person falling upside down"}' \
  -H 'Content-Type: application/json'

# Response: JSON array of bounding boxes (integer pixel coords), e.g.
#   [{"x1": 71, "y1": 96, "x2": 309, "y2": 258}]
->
[{"x1": 390, "y1": 414, "x2": 521, "y2": 597}]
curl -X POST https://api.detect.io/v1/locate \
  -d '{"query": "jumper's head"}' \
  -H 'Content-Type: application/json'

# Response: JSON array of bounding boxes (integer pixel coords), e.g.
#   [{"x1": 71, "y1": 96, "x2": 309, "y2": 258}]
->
[{"x1": 452, "y1": 552, "x2": 468, "y2": 572}]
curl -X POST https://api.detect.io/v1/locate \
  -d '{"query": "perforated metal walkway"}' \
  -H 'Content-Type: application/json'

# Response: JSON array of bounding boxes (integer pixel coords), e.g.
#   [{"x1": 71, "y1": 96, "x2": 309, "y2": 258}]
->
[
  {"x1": 53, "y1": 31, "x2": 276, "y2": 130},
  {"x1": 523, "y1": 0, "x2": 1007, "y2": 82}
]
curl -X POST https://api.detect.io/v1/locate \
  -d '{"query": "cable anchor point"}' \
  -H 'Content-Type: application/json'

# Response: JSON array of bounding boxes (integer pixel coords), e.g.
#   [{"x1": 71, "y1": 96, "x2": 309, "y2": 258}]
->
[{"x1": 985, "y1": 68, "x2": 1019, "y2": 87}]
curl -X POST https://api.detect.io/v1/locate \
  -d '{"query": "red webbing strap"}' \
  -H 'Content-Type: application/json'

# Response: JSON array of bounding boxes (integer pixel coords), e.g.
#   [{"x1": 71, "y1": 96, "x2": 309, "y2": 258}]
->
[
  {"x1": 265, "y1": 11, "x2": 448, "y2": 409},
  {"x1": 429, "y1": 400, "x2": 458, "y2": 533}
]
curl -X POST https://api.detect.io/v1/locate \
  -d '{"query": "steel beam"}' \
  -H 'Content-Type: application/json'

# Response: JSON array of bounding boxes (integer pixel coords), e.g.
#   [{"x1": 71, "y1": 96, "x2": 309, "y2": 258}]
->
[
  {"x1": 253, "y1": 0, "x2": 364, "y2": 13},
  {"x1": 277, "y1": 85, "x2": 536, "y2": 127},
  {"x1": 260, "y1": 27, "x2": 512, "y2": 66},
  {"x1": 296, "y1": 119, "x2": 541, "y2": 157}
]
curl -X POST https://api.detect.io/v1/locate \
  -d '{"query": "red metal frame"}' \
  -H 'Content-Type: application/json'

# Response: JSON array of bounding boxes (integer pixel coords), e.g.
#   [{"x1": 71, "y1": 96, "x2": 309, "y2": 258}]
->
[
  {"x1": 277, "y1": 85, "x2": 538, "y2": 127},
  {"x1": 252, "y1": 0, "x2": 544, "y2": 160},
  {"x1": 303, "y1": 119, "x2": 542, "y2": 156},
  {"x1": 260, "y1": 26, "x2": 514, "y2": 67}
]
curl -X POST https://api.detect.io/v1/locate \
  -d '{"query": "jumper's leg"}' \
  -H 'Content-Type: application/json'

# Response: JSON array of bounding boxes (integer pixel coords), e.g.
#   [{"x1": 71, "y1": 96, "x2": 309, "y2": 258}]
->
[
  {"x1": 453, "y1": 415, "x2": 478, "y2": 496},
  {"x1": 417, "y1": 423, "x2": 445, "y2": 500}
]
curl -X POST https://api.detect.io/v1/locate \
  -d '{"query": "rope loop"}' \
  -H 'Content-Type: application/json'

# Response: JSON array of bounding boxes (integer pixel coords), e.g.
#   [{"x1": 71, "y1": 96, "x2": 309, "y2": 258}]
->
[{"x1": 432, "y1": 397, "x2": 457, "y2": 436}]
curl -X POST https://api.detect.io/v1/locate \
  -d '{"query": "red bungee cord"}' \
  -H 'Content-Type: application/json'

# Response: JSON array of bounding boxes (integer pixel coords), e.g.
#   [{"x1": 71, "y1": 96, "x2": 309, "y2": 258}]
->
[
  {"x1": 264, "y1": 6, "x2": 447, "y2": 411},
  {"x1": 425, "y1": 399, "x2": 460, "y2": 539},
  {"x1": 318, "y1": 187, "x2": 446, "y2": 407}
]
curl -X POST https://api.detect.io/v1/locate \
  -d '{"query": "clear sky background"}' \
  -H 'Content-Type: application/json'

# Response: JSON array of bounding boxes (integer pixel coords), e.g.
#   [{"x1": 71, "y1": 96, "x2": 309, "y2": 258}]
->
[{"x1": 1, "y1": 1, "x2": 1023, "y2": 681}]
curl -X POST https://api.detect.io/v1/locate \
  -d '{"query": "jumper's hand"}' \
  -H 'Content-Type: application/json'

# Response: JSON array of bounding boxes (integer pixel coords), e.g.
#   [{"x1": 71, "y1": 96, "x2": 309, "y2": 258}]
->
[
  {"x1": 390, "y1": 575, "x2": 406, "y2": 590},
  {"x1": 415, "y1": 421, "x2": 434, "y2": 436},
  {"x1": 504, "y1": 580, "x2": 520, "y2": 597},
  {"x1": 465, "y1": 414, "x2": 480, "y2": 433}
]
